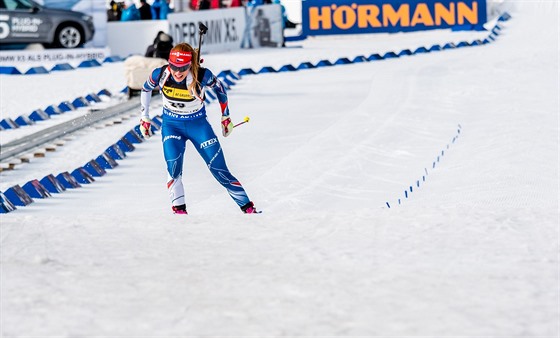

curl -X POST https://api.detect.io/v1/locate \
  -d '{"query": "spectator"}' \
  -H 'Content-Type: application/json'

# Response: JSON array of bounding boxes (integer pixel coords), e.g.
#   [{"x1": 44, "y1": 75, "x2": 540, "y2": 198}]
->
[
  {"x1": 271, "y1": 0, "x2": 296, "y2": 29},
  {"x1": 138, "y1": 0, "x2": 152, "y2": 20},
  {"x1": 145, "y1": 31, "x2": 174, "y2": 60},
  {"x1": 199, "y1": 0, "x2": 210, "y2": 10},
  {"x1": 120, "y1": 0, "x2": 140, "y2": 21},
  {"x1": 151, "y1": 0, "x2": 170, "y2": 19},
  {"x1": 107, "y1": 0, "x2": 122, "y2": 21}
]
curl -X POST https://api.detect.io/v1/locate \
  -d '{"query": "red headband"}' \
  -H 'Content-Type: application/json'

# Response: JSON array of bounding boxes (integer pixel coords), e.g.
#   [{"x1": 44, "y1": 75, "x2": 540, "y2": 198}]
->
[{"x1": 168, "y1": 50, "x2": 192, "y2": 67}]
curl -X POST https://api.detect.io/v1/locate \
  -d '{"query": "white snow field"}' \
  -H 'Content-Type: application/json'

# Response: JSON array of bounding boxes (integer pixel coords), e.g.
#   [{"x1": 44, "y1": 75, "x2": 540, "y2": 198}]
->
[{"x1": 0, "y1": 1, "x2": 558, "y2": 336}]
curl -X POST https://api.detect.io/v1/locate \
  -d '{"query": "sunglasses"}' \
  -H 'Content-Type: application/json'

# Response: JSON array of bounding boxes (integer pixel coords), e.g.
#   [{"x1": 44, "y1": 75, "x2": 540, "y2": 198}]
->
[{"x1": 169, "y1": 63, "x2": 190, "y2": 72}]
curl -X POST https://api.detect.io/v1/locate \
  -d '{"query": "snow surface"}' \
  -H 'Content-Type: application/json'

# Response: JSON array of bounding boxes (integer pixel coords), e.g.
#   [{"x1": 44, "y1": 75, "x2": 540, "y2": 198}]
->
[{"x1": 0, "y1": 1, "x2": 558, "y2": 336}]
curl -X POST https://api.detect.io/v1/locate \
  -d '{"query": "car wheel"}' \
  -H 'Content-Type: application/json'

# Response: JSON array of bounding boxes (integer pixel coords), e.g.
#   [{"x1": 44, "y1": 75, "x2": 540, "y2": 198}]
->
[{"x1": 54, "y1": 24, "x2": 83, "y2": 49}]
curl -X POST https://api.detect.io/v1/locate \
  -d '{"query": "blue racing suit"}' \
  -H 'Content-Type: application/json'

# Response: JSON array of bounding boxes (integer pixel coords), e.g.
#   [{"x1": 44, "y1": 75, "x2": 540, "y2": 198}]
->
[{"x1": 140, "y1": 65, "x2": 251, "y2": 208}]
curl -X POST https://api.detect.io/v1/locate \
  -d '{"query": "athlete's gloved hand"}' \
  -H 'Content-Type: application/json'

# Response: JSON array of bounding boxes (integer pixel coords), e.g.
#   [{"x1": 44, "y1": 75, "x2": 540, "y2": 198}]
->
[
  {"x1": 139, "y1": 117, "x2": 153, "y2": 139},
  {"x1": 221, "y1": 116, "x2": 233, "y2": 137}
]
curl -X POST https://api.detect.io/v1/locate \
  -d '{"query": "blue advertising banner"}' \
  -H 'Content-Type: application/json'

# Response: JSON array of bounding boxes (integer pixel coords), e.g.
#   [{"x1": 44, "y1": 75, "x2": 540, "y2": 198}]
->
[{"x1": 302, "y1": 0, "x2": 487, "y2": 36}]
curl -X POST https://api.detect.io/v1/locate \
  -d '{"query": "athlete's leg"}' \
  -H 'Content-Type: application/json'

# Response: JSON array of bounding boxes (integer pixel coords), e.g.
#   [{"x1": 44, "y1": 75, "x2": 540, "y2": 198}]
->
[
  {"x1": 188, "y1": 118, "x2": 251, "y2": 207},
  {"x1": 161, "y1": 117, "x2": 188, "y2": 207}
]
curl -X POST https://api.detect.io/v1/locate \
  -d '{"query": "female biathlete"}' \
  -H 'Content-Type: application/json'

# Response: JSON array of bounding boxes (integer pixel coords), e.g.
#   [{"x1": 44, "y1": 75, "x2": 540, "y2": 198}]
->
[{"x1": 138, "y1": 42, "x2": 258, "y2": 215}]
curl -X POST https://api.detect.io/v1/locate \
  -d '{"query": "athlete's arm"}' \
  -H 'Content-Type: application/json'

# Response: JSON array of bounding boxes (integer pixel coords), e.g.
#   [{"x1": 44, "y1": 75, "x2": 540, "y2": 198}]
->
[
  {"x1": 201, "y1": 69, "x2": 230, "y2": 117},
  {"x1": 140, "y1": 67, "x2": 164, "y2": 118}
]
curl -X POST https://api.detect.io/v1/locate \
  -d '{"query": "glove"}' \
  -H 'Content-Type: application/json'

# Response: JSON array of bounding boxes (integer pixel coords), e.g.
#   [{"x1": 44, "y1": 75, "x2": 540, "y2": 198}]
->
[
  {"x1": 139, "y1": 117, "x2": 153, "y2": 139},
  {"x1": 221, "y1": 116, "x2": 233, "y2": 137}
]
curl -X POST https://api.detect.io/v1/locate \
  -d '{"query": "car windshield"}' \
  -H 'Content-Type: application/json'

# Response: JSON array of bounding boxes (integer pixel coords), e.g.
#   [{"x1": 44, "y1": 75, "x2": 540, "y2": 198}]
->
[{"x1": 1, "y1": 0, "x2": 36, "y2": 10}]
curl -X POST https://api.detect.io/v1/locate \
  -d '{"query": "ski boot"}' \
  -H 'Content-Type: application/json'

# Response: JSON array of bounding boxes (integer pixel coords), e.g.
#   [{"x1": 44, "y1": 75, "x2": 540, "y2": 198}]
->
[
  {"x1": 241, "y1": 201, "x2": 260, "y2": 214},
  {"x1": 172, "y1": 204, "x2": 188, "y2": 215}
]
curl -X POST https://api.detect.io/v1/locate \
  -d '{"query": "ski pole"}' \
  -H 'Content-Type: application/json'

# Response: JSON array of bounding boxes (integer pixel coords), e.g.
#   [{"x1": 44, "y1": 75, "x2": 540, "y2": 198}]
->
[
  {"x1": 234, "y1": 116, "x2": 250, "y2": 128},
  {"x1": 197, "y1": 22, "x2": 208, "y2": 64}
]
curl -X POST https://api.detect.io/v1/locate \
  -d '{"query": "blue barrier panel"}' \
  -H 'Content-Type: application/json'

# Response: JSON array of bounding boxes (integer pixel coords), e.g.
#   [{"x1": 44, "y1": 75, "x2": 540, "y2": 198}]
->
[
  {"x1": 285, "y1": 34, "x2": 307, "y2": 42},
  {"x1": 151, "y1": 116, "x2": 162, "y2": 128},
  {"x1": 315, "y1": 59, "x2": 333, "y2": 67},
  {"x1": 218, "y1": 70, "x2": 241, "y2": 80},
  {"x1": 78, "y1": 59, "x2": 102, "y2": 68},
  {"x1": 0, "y1": 118, "x2": 19, "y2": 129},
  {"x1": 258, "y1": 66, "x2": 277, "y2": 74},
  {"x1": 278, "y1": 64, "x2": 296, "y2": 73},
  {"x1": 452, "y1": 24, "x2": 481, "y2": 31},
  {"x1": 499, "y1": 12, "x2": 511, "y2": 21},
  {"x1": 0, "y1": 67, "x2": 22, "y2": 75},
  {"x1": 230, "y1": 71, "x2": 242, "y2": 80},
  {"x1": 238, "y1": 68, "x2": 256, "y2": 75},
  {"x1": 117, "y1": 137, "x2": 135, "y2": 152},
  {"x1": 96, "y1": 153, "x2": 118, "y2": 169},
  {"x1": 203, "y1": 95, "x2": 212, "y2": 104},
  {"x1": 429, "y1": 44, "x2": 442, "y2": 51},
  {"x1": 84, "y1": 159, "x2": 107, "y2": 177},
  {"x1": 45, "y1": 105, "x2": 63, "y2": 115},
  {"x1": 71, "y1": 168, "x2": 95, "y2": 184},
  {"x1": 206, "y1": 90, "x2": 217, "y2": 101},
  {"x1": 103, "y1": 56, "x2": 123, "y2": 63},
  {"x1": 218, "y1": 70, "x2": 234, "y2": 79},
  {"x1": 133, "y1": 124, "x2": 154, "y2": 139},
  {"x1": 297, "y1": 62, "x2": 315, "y2": 70},
  {"x1": 471, "y1": 39, "x2": 484, "y2": 46},
  {"x1": 414, "y1": 46, "x2": 429, "y2": 54},
  {"x1": 443, "y1": 42, "x2": 456, "y2": 49},
  {"x1": 56, "y1": 171, "x2": 82, "y2": 189},
  {"x1": 22, "y1": 179, "x2": 51, "y2": 199},
  {"x1": 383, "y1": 51, "x2": 398, "y2": 59},
  {"x1": 220, "y1": 76, "x2": 236, "y2": 87},
  {"x1": 51, "y1": 63, "x2": 74, "y2": 71},
  {"x1": 216, "y1": 70, "x2": 231, "y2": 78},
  {"x1": 106, "y1": 144, "x2": 126, "y2": 160},
  {"x1": 29, "y1": 109, "x2": 50, "y2": 122},
  {"x1": 278, "y1": 64, "x2": 297, "y2": 72},
  {"x1": 352, "y1": 55, "x2": 368, "y2": 63},
  {"x1": 149, "y1": 121, "x2": 160, "y2": 132},
  {"x1": 58, "y1": 101, "x2": 75, "y2": 112},
  {"x1": 124, "y1": 130, "x2": 143, "y2": 144},
  {"x1": 0, "y1": 192, "x2": 17, "y2": 213},
  {"x1": 97, "y1": 89, "x2": 112, "y2": 97},
  {"x1": 398, "y1": 49, "x2": 413, "y2": 56},
  {"x1": 334, "y1": 57, "x2": 352, "y2": 65},
  {"x1": 14, "y1": 115, "x2": 35, "y2": 126},
  {"x1": 24, "y1": 66, "x2": 49, "y2": 75},
  {"x1": 456, "y1": 41, "x2": 470, "y2": 48},
  {"x1": 85, "y1": 93, "x2": 102, "y2": 103},
  {"x1": 72, "y1": 97, "x2": 89, "y2": 108},
  {"x1": 133, "y1": 125, "x2": 142, "y2": 137},
  {"x1": 367, "y1": 53, "x2": 383, "y2": 61},
  {"x1": 4, "y1": 185, "x2": 34, "y2": 206},
  {"x1": 40, "y1": 174, "x2": 66, "y2": 193}
]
